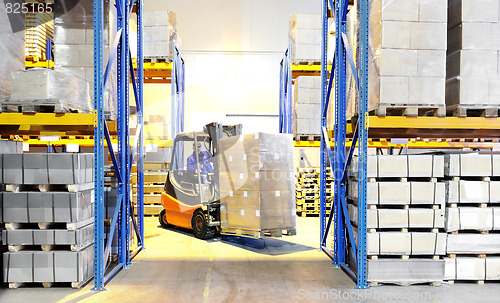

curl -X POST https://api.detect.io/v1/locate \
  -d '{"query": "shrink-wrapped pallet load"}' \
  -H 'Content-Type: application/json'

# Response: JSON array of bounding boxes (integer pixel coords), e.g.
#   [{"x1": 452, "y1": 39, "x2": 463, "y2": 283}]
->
[{"x1": 218, "y1": 133, "x2": 296, "y2": 237}]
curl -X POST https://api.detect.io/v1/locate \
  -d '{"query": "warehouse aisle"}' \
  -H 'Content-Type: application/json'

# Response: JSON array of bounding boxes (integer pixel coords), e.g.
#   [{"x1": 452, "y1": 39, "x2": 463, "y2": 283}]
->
[{"x1": 0, "y1": 217, "x2": 498, "y2": 303}]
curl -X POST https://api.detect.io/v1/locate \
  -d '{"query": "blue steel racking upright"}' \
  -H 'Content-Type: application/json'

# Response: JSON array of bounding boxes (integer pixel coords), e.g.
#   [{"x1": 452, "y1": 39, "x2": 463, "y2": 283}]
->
[
  {"x1": 279, "y1": 43, "x2": 292, "y2": 134},
  {"x1": 93, "y1": 0, "x2": 145, "y2": 290},
  {"x1": 317, "y1": 0, "x2": 369, "y2": 288}
]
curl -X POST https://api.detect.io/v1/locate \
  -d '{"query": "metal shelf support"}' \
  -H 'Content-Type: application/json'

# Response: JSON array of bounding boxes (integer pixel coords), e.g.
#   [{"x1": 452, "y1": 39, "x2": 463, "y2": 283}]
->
[
  {"x1": 93, "y1": 0, "x2": 144, "y2": 290},
  {"x1": 319, "y1": 0, "x2": 368, "y2": 288},
  {"x1": 279, "y1": 43, "x2": 293, "y2": 134}
]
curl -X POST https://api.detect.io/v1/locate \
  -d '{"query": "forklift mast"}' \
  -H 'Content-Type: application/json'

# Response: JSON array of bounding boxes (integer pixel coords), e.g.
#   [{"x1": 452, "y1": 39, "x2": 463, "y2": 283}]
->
[{"x1": 203, "y1": 122, "x2": 242, "y2": 203}]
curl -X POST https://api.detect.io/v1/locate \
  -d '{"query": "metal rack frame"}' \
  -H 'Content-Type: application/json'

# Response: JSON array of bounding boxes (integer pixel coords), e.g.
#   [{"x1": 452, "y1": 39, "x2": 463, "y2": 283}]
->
[
  {"x1": 279, "y1": 43, "x2": 292, "y2": 134},
  {"x1": 92, "y1": 0, "x2": 145, "y2": 290},
  {"x1": 171, "y1": 41, "x2": 185, "y2": 139},
  {"x1": 319, "y1": 0, "x2": 369, "y2": 288}
]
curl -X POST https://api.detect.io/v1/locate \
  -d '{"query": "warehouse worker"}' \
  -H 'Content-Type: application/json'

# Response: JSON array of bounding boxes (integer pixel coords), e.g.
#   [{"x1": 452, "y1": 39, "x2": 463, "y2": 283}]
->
[{"x1": 187, "y1": 142, "x2": 213, "y2": 184}]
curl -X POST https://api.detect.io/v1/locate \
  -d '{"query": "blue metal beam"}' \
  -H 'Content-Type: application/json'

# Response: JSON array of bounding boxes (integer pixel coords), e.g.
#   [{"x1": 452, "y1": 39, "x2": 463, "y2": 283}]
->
[
  {"x1": 92, "y1": 0, "x2": 105, "y2": 291},
  {"x1": 136, "y1": 0, "x2": 145, "y2": 248},
  {"x1": 94, "y1": 0, "x2": 145, "y2": 289},
  {"x1": 319, "y1": 0, "x2": 329, "y2": 249},
  {"x1": 355, "y1": 0, "x2": 369, "y2": 289}
]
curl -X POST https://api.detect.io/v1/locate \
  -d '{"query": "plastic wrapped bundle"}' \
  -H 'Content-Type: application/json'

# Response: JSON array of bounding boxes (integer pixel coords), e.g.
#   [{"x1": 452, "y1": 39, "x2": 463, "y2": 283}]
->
[
  {"x1": 143, "y1": 10, "x2": 180, "y2": 60},
  {"x1": 346, "y1": 0, "x2": 447, "y2": 118},
  {"x1": 0, "y1": 1, "x2": 25, "y2": 99},
  {"x1": 446, "y1": 0, "x2": 500, "y2": 109},
  {"x1": 8, "y1": 68, "x2": 92, "y2": 113},
  {"x1": 289, "y1": 14, "x2": 321, "y2": 64},
  {"x1": 54, "y1": 0, "x2": 117, "y2": 119},
  {"x1": 219, "y1": 133, "x2": 296, "y2": 236},
  {"x1": 292, "y1": 76, "x2": 321, "y2": 138}
]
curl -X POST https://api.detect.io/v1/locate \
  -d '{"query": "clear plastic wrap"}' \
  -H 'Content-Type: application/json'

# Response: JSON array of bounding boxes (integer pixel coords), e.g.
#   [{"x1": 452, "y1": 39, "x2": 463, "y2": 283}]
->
[
  {"x1": 0, "y1": 1, "x2": 25, "y2": 99},
  {"x1": 346, "y1": 0, "x2": 447, "y2": 118},
  {"x1": 7, "y1": 68, "x2": 92, "y2": 113},
  {"x1": 53, "y1": 0, "x2": 117, "y2": 119},
  {"x1": 218, "y1": 133, "x2": 296, "y2": 234},
  {"x1": 143, "y1": 10, "x2": 180, "y2": 60}
]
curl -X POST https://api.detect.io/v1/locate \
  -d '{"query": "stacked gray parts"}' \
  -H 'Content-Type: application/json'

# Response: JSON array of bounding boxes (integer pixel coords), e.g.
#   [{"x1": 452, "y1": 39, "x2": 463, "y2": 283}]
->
[
  {"x1": 348, "y1": 154, "x2": 447, "y2": 285},
  {"x1": 446, "y1": 0, "x2": 500, "y2": 113},
  {"x1": 1, "y1": 153, "x2": 94, "y2": 288},
  {"x1": 443, "y1": 154, "x2": 500, "y2": 282}
]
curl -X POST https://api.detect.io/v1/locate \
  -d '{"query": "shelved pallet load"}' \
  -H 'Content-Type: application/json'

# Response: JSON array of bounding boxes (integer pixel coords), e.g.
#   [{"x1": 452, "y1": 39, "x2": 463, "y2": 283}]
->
[
  {"x1": 131, "y1": 160, "x2": 169, "y2": 216},
  {"x1": 53, "y1": 0, "x2": 117, "y2": 119},
  {"x1": 292, "y1": 76, "x2": 321, "y2": 140},
  {"x1": 289, "y1": 14, "x2": 321, "y2": 64},
  {"x1": 443, "y1": 153, "x2": 500, "y2": 284},
  {"x1": 295, "y1": 167, "x2": 333, "y2": 217},
  {"x1": 0, "y1": 1, "x2": 25, "y2": 99},
  {"x1": 346, "y1": 0, "x2": 448, "y2": 118},
  {"x1": 348, "y1": 154, "x2": 447, "y2": 285},
  {"x1": 145, "y1": 115, "x2": 171, "y2": 140},
  {"x1": 1, "y1": 153, "x2": 95, "y2": 288},
  {"x1": 219, "y1": 133, "x2": 296, "y2": 238},
  {"x1": 6, "y1": 68, "x2": 92, "y2": 114},
  {"x1": 25, "y1": 0, "x2": 54, "y2": 60},
  {"x1": 446, "y1": 0, "x2": 500, "y2": 117},
  {"x1": 143, "y1": 10, "x2": 180, "y2": 61}
]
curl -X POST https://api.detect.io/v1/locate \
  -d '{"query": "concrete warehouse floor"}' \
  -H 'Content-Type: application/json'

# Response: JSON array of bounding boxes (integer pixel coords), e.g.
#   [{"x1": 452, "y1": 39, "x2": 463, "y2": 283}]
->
[{"x1": 0, "y1": 217, "x2": 499, "y2": 303}]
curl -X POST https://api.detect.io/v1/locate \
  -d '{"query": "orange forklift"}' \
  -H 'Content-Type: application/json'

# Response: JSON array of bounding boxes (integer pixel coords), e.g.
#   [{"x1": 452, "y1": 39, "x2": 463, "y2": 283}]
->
[{"x1": 159, "y1": 122, "x2": 242, "y2": 239}]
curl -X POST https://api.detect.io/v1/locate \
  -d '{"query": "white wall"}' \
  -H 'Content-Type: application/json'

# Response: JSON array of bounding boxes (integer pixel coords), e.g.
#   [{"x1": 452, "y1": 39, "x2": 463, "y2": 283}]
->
[{"x1": 142, "y1": 0, "x2": 321, "y2": 133}]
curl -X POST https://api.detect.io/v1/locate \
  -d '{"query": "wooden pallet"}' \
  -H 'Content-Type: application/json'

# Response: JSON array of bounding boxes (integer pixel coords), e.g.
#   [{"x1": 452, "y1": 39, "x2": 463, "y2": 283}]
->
[
  {"x1": 221, "y1": 227, "x2": 296, "y2": 239},
  {"x1": 295, "y1": 134, "x2": 321, "y2": 142},
  {"x1": 293, "y1": 60, "x2": 321, "y2": 65},
  {"x1": 0, "y1": 101, "x2": 82, "y2": 114},
  {"x1": 8, "y1": 275, "x2": 93, "y2": 289},
  {"x1": 5, "y1": 217, "x2": 93, "y2": 231},
  {"x1": 132, "y1": 194, "x2": 161, "y2": 204},
  {"x1": 144, "y1": 56, "x2": 170, "y2": 63},
  {"x1": 296, "y1": 211, "x2": 331, "y2": 217},
  {"x1": 5, "y1": 183, "x2": 94, "y2": 193},
  {"x1": 134, "y1": 204, "x2": 163, "y2": 216},
  {"x1": 372, "y1": 104, "x2": 446, "y2": 117},
  {"x1": 447, "y1": 104, "x2": 500, "y2": 117},
  {"x1": 132, "y1": 184, "x2": 164, "y2": 194},
  {"x1": 8, "y1": 242, "x2": 92, "y2": 253}
]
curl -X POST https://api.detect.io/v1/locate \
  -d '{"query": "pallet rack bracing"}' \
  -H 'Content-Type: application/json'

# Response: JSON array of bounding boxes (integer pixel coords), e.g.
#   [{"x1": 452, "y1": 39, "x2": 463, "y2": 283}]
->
[
  {"x1": 318, "y1": 0, "x2": 369, "y2": 288},
  {"x1": 93, "y1": 0, "x2": 145, "y2": 290},
  {"x1": 93, "y1": 1, "x2": 185, "y2": 289},
  {"x1": 279, "y1": 43, "x2": 292, "y2": 134}
]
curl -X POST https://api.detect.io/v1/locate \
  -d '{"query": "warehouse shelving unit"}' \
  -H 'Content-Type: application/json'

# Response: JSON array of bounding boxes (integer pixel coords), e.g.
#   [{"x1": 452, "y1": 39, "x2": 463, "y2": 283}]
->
[
  {"x1": 316, "y1": 0, "x2": 500, "y2": 289},
  {"x1": 92, "y1": 0, "x2": 145, "y2": 290},
  {"x1": 318, "y1": 0, "x2": 369, "y2": 288}
]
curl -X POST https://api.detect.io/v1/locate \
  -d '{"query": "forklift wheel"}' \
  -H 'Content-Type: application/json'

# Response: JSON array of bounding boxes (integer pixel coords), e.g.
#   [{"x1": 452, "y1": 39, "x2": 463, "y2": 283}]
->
[
  {"x1": 159, "y1": 209, "x2": 170, "y2": 229},
  {"x1": 191, "y1": 209, "x2": 216, "y2": 239}
]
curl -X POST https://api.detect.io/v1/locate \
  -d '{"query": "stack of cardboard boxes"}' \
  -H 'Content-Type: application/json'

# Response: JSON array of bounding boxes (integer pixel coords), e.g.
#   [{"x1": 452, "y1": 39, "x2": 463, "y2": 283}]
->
[
  {"x1": 446, "y1": 0, "x2": 500, "y2": 114},
  {"x1": 346, "y1": 0, "x2": 448, "y2": 118},
  {"x1": 219, "y1": 133, "x2": 296, "y2": 238}
]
